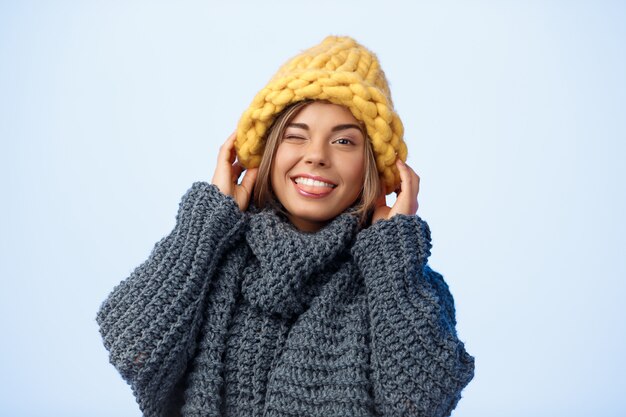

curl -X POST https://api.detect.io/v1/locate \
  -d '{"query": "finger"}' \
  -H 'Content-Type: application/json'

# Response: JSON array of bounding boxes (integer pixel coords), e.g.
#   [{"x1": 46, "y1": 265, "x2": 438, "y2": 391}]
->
[
  {"x1": 404, "y1": 164, "x2": 420, "y2": 212},
  {"x1": 391, "y1": 160, "x2": 405, "y2": 196},
  {"x1": 402, "y1": 162, "x2": 420, "y2": 197},
  {"x1": 231, "y1": 161, "x2": 244, "y2": 183},
  {"x1": 218, "y1": 131, "x2": 238, "y2": 164},
  {"x1": 395, "y1": 159, "x2": 413, "y2": 192},
  {"x1": 240, "y1": 167, "x2": 258, "y2": 195},
  {"x1": 212, "y1": 131, "x2": 239, "y2": 189},
  {"x1": 375, "y1": 181, "x2": 387, "y2": 207},
  {"x1": 413, "y1": 171, "x2": 420, "y2": 198},
  {"x1": 393, "y1": 159, "x2": 418, "y2": 215},
  {"x1": 409, "y1": 168, "x2": 420, "y2": 212}
]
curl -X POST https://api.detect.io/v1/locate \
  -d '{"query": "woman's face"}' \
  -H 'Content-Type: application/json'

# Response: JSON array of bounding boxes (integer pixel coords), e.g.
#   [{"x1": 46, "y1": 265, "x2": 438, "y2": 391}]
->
[{"x1": 271, "y1": 101, "x2": 366, "y2": 232}]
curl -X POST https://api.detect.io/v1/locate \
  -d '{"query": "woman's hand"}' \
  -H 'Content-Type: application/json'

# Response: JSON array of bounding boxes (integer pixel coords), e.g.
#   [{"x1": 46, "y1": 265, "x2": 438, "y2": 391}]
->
[
  {"x1": 372, "y1": 159, "x2": 420, "y2": 223},
  {"x1": 211, "y1": 131, "x2": 258, "y2": 211}
]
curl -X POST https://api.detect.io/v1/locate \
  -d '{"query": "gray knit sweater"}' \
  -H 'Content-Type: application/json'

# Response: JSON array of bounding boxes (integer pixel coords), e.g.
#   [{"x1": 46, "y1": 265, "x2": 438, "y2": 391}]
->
[{"x1": 97, "y1": 182, "x2": 474, "y2": 417}]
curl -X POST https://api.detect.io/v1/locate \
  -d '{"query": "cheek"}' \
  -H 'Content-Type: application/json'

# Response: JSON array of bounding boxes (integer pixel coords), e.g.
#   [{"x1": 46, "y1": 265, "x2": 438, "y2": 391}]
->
[
  {"x1": 341, "y1": 155, "x2": 366, "y2": 186},
  {"x1": 269, "y1": 163, "x2": 281, "y2": 194},
  {"x1": 270, "y1": 146, "x2": 292, "y2": 189}
]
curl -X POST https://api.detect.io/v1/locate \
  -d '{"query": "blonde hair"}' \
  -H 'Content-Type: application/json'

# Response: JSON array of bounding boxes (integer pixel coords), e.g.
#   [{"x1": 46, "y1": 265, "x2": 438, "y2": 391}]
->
[{"x1": 253, "y1": 100, "x2": 381, "y2": 228}]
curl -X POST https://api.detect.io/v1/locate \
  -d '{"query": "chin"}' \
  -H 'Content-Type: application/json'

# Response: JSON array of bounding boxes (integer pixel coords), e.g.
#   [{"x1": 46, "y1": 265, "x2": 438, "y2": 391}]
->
[
  {"x1": 291, "y1": 209, "x2": 336, "y2": 224},
  {"x1": 283, "y1": 205, "x2": 340, "y2": 228}
]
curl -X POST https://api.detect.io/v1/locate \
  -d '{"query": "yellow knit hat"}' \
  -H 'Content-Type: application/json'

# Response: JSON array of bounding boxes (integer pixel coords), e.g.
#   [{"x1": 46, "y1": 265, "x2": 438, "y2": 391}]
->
[{"x1": 235, "y1": 35, "x2": 407, "y2": 193}]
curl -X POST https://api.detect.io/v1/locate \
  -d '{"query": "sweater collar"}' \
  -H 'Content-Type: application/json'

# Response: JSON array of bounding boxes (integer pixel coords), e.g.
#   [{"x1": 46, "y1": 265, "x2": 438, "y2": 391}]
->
[{"x1": 242, "y1": 208, "x2": 359, "y2": 318}]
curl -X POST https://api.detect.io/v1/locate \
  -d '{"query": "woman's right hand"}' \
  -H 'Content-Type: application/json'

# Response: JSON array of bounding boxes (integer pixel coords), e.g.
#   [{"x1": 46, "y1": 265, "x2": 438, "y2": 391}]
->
[{"x1": 211, "y1": 131, "x2": 258, "y2": 211}]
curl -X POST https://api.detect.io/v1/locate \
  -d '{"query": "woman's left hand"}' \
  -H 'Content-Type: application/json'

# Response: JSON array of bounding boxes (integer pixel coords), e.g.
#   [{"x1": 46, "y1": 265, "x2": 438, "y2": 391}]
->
[{"x1": 372, "y1": 159, "x2": 420, "y2": 223}]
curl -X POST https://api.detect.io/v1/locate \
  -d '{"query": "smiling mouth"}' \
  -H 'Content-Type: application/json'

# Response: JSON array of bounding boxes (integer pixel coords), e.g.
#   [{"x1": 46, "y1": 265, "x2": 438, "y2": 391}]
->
[
  {"x1": 291, "y1": 176, "x2": 337, "y2": 198},
  {"x1": 293, "y1": 177, "x2": 337, "y2": 188}
]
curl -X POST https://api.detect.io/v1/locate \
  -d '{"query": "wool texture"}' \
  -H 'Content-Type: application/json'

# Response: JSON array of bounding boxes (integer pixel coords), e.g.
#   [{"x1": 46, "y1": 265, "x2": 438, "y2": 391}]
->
[
  {"x1": 235, "y1": 35, "x2": 407, "y2": 194},
  {"x1": 97, "y1": 182, "x2": 475, "y2": 416}
]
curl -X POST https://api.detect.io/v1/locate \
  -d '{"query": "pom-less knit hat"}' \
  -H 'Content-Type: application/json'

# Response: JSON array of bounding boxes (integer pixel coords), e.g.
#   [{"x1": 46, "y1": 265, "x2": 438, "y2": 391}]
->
[{"x1": 235, "y1": 35, "x2": 407, "y2": 194}]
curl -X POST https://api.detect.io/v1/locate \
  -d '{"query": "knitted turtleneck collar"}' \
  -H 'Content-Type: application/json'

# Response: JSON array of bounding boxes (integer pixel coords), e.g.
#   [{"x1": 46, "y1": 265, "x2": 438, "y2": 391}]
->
[{"x1": 242, "y1": 209, "x2": 359, "y2": 318}]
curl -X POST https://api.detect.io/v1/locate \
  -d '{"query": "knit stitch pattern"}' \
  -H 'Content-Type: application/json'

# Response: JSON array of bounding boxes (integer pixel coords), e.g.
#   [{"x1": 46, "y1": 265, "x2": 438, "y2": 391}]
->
[
  {"x1": 97, "y1": 182, "x2": 474, "y2": 416},
  {"x1": 235, "y1": 35, "x2": 408, "y2": 193}
]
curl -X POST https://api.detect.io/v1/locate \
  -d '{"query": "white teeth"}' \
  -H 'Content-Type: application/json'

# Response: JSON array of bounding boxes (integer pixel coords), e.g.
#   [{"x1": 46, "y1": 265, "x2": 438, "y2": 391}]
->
[{"x1": 294, "y1": 177, "x2": 335, "y2": 188}]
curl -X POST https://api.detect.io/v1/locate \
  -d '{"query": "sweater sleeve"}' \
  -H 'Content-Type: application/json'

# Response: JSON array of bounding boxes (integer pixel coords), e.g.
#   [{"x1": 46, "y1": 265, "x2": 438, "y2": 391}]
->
[
  {"x1": 352, "y1": 214, "x2": 475, "y2": 417},
  {"x1": 96, "y1": 182, "x2": 246, "y2": 412}
]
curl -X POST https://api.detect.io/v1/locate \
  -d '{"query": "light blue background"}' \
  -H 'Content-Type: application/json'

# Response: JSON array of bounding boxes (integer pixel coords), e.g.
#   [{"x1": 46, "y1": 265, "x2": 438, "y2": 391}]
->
[{"x1": 1, "y1": 1, "x2": 624, "y2": 416}]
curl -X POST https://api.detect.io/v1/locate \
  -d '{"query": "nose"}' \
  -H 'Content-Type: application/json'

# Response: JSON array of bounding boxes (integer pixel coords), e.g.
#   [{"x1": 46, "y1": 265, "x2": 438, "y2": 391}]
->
[{"x1": 303, "y1": 138, "x2": 329, "y2": 167}]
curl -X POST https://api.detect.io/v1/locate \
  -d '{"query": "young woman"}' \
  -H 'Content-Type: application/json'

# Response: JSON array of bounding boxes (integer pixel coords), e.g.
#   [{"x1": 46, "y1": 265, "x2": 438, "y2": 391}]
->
[{"x1": 97, "y1": 36, "x2": 475, "y2": 417}]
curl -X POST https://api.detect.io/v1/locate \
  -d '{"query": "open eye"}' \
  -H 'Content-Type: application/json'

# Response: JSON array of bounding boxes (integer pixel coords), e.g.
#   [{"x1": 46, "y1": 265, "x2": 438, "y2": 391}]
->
[{"x1": 333, "y1": 138, "x2": 354, "y2": 145}]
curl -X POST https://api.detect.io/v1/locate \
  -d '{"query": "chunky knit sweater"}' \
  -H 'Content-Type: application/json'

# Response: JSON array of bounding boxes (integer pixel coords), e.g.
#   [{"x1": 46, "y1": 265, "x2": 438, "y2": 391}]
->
[{"x1": 97, "y1": 182, "x2": 474, "y2": 417}]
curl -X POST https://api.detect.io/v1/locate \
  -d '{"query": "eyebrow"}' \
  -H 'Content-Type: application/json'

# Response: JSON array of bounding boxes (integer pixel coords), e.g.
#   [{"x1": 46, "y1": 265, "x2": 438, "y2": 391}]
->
[{"x1": 287, "y1": 122, "x2": 363, "y2": 133}]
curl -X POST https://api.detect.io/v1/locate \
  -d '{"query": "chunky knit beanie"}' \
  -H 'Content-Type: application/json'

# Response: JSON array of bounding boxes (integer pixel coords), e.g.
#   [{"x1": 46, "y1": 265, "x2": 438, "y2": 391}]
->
[{"x1": 235, "y1": 35, "x2": 407, "y2": 194}]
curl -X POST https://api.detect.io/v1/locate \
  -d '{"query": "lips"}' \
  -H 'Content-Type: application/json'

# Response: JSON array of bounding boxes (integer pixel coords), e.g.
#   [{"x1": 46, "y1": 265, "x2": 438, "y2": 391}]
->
[{"x1": 291, "y1": 174, "x2": 337, "y2": 197}]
